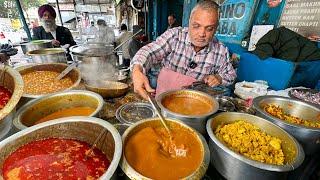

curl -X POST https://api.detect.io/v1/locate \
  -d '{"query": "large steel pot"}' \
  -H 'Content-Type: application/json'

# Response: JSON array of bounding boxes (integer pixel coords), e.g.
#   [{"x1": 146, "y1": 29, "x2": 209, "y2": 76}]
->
[
  {"x1": 0, "y1": 65, "x2": 24, "y2": 141},
  {"x1": 70, "y1": 44, "x2": 119, "y2": 82},
  {"x1": 206, "y1": 112, "x2": 304, "y2": 180},
  {"x1": 18, "y1": 63, "x2": 81, "y2": 99},
  {"x1": 0, "y1": 117, "x2": 122, "y2": 179},
  {"x1": 13, "y1": 90, "x2": 104, "y2": 131},
  {"x1": 27, "y1": 48, "x2": 67, "y2": 63},
  {"x1": 20, "y1": 40, "x2": 53, "y2": 54},
  {"x1": 120, "y1": 118, "x2": 210, "y2": 179},
  {"x1": 156, "y1": 89, "x2": 219, "y2": 135},
  {"x1": 253, "y1": 95, "x2": 320, "y2": 155}
]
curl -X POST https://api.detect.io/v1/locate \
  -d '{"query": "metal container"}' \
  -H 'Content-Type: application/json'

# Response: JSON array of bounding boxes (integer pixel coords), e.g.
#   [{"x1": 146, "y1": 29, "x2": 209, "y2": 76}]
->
[
  {"x1": 120, "y1": 118, "x2": 210, "y2": 179},
  {"x1": 70, "y1": 44, "x2": 119, "y2": 82},
  {"x1": 0, "y1": 117, "x2": 122, "y2": 179},
  {"x1": 156, "y1": 90, "x2": 219, "y2": 135},
  {"x1": 20, "y1": 40, "x2": 53, "y2": 54},
  {"x1": 0, "y1": 65, "x2": 24, "y2": 140},
  {"x1": 215, "y1": 96, "x2": 236, "y2": 112},
  {"x1": 206, "y1": 112, "x2": 304, "y2": 180},
  {"x1": 85, "y1": 80, "x2": 129, "y2": 98},
  {"x1": 13, "y1": 90, "x2": 104, "y2": 131},
  {"x1": 27, "y1": 48, "x2": 67, "y2": 63},
  {"x1": 116, "y1": 102, "x2": 155, "y2": 125},
  {"x1": 253, "y1": 95, "x2": 320, "y2": 155},
  {"x1": 18, "y1": 63, "x2": 81, "y2": 99}
]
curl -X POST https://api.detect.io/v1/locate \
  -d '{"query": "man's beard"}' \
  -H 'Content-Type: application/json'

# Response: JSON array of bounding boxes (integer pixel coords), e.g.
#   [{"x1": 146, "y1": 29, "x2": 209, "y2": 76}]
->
[{"x1": 41, "y1": 19, "x2": 57, "y2": 32}]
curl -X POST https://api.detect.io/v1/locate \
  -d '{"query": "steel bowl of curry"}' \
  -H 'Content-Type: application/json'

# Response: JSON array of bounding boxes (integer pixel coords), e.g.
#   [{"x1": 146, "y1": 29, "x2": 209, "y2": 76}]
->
[
  {"x1": 13, "y1": 90, "x2": 104, "y2": 131},
  {"x1": 120, "y1": 118, "x2": 210, "y2": 180},
  {"x1": 0, "y1": 65, "x2": 24, "y2": 140},
  {"x1": 206, "y1": 112, "x2": 304, "y2": 180},
  {"x1": 0, "y1": 116, "x2": 122, "y2": 180},
  {"x1": 18, "y1": 63, "x2": 81, "y2": 99},
  {"x1": 157, "y1": 89, "x2": 219, "y2": 135},
  {"x1": 253, "y1": 95, "x2": 320, "y2": 155}
]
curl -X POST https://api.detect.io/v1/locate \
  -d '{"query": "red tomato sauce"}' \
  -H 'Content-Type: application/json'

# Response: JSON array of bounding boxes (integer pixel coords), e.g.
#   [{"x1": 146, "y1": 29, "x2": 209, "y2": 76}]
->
[
  {"x1": 2, "y1": 138, "x2": 110, "y2": 180},
  {"x1": 0, "y1": 86, "x2": 11, "y2": 109}
]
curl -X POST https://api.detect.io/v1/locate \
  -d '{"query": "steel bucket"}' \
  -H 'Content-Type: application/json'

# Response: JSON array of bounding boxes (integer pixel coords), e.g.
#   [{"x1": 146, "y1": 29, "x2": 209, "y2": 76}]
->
[
  {"x1": 70, "y1": 44, "x2": 119, "y2": 82},
  {"x1": 27, "y1": 48, "x2": 67, "y2": 63},
  {"x1": 20, "y1": 40, "x2": 53, "y2": 54}
]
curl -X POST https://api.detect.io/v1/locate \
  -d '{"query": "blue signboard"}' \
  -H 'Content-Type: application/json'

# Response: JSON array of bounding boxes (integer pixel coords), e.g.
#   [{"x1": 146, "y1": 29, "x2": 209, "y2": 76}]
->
[{"x1": 216, "y1": 0, "x2": 258, "y2": 45}]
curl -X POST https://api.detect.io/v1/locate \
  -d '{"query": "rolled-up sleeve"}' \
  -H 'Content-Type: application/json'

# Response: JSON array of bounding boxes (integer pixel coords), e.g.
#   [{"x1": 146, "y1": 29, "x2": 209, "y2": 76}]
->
[{"x1": 130, "y1": 29, "x2": 175, "y2": 73}]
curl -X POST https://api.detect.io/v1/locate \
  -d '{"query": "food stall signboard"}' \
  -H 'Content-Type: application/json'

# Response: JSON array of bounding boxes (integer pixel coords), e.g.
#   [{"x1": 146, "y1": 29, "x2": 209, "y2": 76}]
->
[
  {"x1": 279, "y1": 0, "x2": 320, "y2": 37},
  {"x1": 215, "y1": 0, "x2": 258, "y2": 45}
]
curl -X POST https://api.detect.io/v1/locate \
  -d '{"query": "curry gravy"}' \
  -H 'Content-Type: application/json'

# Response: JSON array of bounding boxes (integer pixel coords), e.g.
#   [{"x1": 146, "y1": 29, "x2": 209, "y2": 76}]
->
[
  {"x1": 125, "y1": 125, "x2": 203, "y2": 180},
  {"x1": 162, "y1": 96, "x2": 213, "y2": 116},
  {"x1": 35, "y1": 107, "x2": 95, "y2": 124}
]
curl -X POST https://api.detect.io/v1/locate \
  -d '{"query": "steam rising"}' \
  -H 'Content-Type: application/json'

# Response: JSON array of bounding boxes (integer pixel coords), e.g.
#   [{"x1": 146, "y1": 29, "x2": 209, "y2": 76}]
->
[{"x1": 76, "y1": 48, "x2": 119, "y2": 87}]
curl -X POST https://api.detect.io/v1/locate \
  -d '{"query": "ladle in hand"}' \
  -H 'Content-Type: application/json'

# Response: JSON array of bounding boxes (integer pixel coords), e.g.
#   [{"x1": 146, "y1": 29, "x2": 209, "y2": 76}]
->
[{"x1": 147, "y1": 93, "x2": 187, "y2": 158}]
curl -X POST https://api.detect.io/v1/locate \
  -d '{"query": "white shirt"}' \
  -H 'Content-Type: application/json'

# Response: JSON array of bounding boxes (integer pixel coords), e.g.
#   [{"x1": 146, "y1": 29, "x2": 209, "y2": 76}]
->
[
  {"x1": 95, "y1": 25, "x2": 115, "y2": 45},
  {"x1": 115, "y1": 30, "x2": 133, "y2": 59}
]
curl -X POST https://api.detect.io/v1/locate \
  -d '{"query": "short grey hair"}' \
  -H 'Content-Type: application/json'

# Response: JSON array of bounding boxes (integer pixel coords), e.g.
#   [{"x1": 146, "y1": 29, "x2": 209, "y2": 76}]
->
[{"x1": 190, "y1": 0, "x2": 220, "y2": 21}]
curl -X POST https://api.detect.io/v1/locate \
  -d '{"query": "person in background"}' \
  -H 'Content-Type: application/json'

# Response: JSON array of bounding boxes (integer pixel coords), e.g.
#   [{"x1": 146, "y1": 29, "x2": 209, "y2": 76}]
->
[
  {"x1": 32, "y1": 4, "x2": 76, "y2": 48},
  {"x1": 116, "y1": 24, "x2": 133, "y2": 68},
  {"x1": 167, "y1": 14, "x2": 180, "y2": 29},
  {"x1": 86, "y1": 21, "x2": 98, "y2": 35},
  {"x1": 128, "y1": 25, "x2": 145, "y2": 59},
  {"x1": 30, "y1": 21, "x2": 39, "y2": 29},
  {"x1": 131, "y1": 1, "x2": 236, "y2": 99},
  {"x1": 95, "y1": 19, "x2": 115, "y2": 45}
]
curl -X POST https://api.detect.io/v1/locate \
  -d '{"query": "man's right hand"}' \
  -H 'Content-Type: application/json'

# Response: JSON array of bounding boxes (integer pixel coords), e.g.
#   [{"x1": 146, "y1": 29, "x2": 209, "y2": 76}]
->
[{"x1": 132, "y1": 65, "x2": 155, "y2": 100}]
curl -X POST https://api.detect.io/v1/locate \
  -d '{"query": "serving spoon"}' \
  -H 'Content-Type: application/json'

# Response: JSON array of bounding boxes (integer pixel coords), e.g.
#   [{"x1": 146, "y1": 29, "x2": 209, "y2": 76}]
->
[
  {"x1": 146, "y1": 93, "x2": 171, "y2": 134},
  {"x1": 146, "y1": 93, "x2": 187, "y2": 157},
  {"x1": 55, "y1": 62, "x2": 77, "y2": 81}
]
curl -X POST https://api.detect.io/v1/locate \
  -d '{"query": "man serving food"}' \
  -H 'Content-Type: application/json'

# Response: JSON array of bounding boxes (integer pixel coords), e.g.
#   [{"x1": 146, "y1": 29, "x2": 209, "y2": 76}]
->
[{"x1": 131, "y1": 0, "x2": 236, "y2": 99}]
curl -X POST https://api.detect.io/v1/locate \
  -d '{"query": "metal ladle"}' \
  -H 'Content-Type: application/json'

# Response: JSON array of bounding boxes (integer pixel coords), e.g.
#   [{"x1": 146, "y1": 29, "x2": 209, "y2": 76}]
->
[
  {"x1": 146, "y1": 93, "x2": 171, "y2": 134},
  {"x1": 146, "y1": 93, "x2": 187, "y2": 157},
  {"x1": 55, "y1": 61, "x2": 77, "y2": 81}
]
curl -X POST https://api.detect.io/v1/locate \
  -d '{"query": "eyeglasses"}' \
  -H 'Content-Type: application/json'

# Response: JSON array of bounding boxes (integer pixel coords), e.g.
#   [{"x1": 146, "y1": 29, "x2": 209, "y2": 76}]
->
[{"x1": 188, "y1": 61, "x2": 197, "y2": 69}]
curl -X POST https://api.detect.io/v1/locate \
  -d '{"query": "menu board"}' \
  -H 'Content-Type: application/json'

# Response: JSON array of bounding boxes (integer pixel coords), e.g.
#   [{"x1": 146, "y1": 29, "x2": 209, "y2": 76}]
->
[{"x1": 279, "y1": 0, "x2": 320, "y2": 37}]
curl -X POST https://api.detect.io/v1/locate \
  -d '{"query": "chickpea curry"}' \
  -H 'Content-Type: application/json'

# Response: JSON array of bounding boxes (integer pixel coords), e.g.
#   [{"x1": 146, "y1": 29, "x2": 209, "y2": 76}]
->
[{"x1": 22, "y1": 71, "x2": 73, "y2": 95}]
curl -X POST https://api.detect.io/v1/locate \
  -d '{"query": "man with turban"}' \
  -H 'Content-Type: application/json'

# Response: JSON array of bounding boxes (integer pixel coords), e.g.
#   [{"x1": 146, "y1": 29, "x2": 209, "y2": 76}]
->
[{"x1": 32, "y1": 4, "x2": 76, "y2": 48}]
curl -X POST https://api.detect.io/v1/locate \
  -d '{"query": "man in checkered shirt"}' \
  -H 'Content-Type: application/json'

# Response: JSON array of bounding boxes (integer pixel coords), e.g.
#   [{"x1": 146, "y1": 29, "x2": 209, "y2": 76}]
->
[{"x1": 131, "y1": 0, "x2": 236, "y2": 99}]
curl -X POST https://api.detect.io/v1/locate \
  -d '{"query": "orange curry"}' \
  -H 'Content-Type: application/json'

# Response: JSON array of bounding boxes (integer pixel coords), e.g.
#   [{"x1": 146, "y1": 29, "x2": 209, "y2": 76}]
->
[
  {"x1": 125, "y1": 125, "x2": 203, "y2": 180},
  {"x1": 35, "y1": 107, "x2": 95, "y2": 125},
  {"x1": 162, "y1": 96, "x2": 213, "y2": 116}
]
